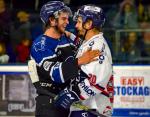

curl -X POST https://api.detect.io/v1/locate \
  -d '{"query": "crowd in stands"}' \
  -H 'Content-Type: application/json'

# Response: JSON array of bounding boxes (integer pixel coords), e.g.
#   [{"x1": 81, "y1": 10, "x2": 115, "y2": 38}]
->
[
  {"x1": 0, "y1": 0, "x2": 43, "y2": 63},
  {"x1": 104, "y1": 0, "x2": 150, "y2": 64},
  {"x1": 0, "y1": 0, "x2": 150, "y2": 64}
]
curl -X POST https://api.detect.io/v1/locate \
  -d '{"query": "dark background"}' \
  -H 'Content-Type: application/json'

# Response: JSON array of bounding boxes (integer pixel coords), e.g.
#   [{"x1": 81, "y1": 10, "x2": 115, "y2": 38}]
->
[{"x1": 4, "y1": 0, "x2": 150, "y2": 10}]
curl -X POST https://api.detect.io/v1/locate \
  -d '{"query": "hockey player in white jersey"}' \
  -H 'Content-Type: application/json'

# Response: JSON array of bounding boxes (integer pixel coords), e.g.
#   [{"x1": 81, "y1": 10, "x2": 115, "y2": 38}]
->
[{"x1": 67, "y1": 5, "x2": 114, "y2": 117}]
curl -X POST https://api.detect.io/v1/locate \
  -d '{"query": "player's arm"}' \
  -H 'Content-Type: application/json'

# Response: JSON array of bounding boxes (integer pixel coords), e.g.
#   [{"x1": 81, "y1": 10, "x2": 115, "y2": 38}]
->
[
  {"x1": 30, "y1": 47, "x2": 100, "y2": 84},
  {"x1": 28, "y1": 59, "x2": 80, "y2": 109},
  {"x1": 78, "y1": 42, "x2": 113, "y2": 100},
  {"x1": 65, "y1": 31, "x2": 76, "y2": 41},
  {"x1": 65, "y1": 31, "x2": 83, "y2": 47}
]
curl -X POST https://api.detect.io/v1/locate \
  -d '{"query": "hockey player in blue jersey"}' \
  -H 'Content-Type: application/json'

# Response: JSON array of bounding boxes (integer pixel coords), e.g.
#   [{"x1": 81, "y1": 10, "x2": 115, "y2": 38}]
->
[{"x1": 28, "y1": 1, "x2": 100, "y2": 117}]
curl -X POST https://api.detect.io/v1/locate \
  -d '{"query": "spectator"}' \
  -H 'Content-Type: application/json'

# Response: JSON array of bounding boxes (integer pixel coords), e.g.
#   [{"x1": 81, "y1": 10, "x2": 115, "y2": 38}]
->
[
  {"x1": 10, "y1": 11, "x2": 32, "y2": 49},
  {"x1": 16, "y1": 38, "x2": 31, "y2": 63},
  {"x1": 140, "y1": 31, "x2": 150, "y2": 57},
  {"x1": 0, "y1": 0, "x2": 11, "y2": 41},
  {"x1": 0, "y1": 0, "x2": 16, "y2": 63},
  {"x1": 112, "y1": 0, "x2": 139, "y2": 29},
  {"x1": 0, "y1": 41, "x2": 9, "y2": 63},
  {"x1": 138, "y1": 3, "x2": 150, "y2": 60},
  {"x1": 137, "y1": 3, "x2": 150, "y2": 23},
  {"x1": 119, "y1": 32, "x2": 141, "y2": 63}
]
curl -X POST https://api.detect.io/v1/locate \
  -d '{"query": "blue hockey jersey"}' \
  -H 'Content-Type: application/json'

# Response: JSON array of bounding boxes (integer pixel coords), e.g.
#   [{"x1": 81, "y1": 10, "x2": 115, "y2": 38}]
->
[{"x1": 30, "y1": 34, "x2": 78, "y2": 95}]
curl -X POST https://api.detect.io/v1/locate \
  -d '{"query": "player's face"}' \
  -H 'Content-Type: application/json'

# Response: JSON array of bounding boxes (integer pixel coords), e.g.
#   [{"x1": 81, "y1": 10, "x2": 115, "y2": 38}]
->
[
  {"x1": 57, "y1": 12, "x2": 69, "y2": 33},
  {"x1": 75, "y1": 17, "x2": 86, "y2": 37}
]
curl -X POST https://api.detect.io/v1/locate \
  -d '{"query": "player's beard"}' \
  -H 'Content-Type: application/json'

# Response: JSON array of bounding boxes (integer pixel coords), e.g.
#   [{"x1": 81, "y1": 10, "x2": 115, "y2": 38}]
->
[
  {"x1": 54, "y1": 20, "x2": 66, "y2": 35},
  {"x1": 54, "y1": 25, "x2": 64, "y2": 35},
  {"x1": 76, "y1": 29, "x2": 86, "y2": 39}
]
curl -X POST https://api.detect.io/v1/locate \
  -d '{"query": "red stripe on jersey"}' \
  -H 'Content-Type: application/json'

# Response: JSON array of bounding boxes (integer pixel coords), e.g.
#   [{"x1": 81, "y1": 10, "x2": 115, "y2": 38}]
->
[
  {"x1": 94, "y1": 84, "x2": 109, "y2": 97},
  {"x1": 80, "y1": 95, "x2": 86, "y2": 100}
]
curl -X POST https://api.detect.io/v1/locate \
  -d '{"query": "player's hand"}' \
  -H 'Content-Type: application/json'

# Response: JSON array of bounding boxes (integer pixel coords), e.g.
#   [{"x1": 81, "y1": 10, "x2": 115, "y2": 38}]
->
[
  {"x1": 65, "y1": 31, "x2": 71, "y2": 38},
  {"x1": 54, "y1": 88, "x2": 79, "y2": 109},
  {"x1": 78, "y1": 49, "x2": 100, "y2": 65}
]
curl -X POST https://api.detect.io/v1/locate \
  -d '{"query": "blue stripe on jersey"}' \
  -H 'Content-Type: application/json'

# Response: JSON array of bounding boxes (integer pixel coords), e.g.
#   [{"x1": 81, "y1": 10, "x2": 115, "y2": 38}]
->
[{"x1": 50, "y1": 62, "x2": 64, "y2": 83}]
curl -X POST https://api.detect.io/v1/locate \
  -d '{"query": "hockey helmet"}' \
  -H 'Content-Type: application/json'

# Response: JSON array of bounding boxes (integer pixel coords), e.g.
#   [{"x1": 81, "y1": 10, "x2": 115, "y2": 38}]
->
[
  {"x1": 40, "y1": 1, "x2": 72, "y2": 24},
  {"x1": 73, "y1": 5, "x2": 105, "y2": 27}
]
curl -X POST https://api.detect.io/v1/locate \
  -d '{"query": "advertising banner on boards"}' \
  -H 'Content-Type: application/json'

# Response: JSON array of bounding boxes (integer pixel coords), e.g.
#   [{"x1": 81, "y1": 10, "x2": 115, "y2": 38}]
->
[
  {"x1": 113, "y1": 66, "x2": 150, "y2": 117},
  {"x1": 0, "y1": 66, "x2": 36, "y2": 116},
  {"x1": 0, "y1": 65, "x2": 150, "y2": 116}
]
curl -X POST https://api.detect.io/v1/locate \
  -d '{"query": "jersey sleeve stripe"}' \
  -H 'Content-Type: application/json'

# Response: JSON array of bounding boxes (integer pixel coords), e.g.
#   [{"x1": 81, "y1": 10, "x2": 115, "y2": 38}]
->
[
  {"x1": 59, "y1": 63, "x2": 65, "y2": 83},
  {"x1": 55, "y1": 43, "x2": 75, "y2": 52},
  {"x1": 38, "y1": 54, "x2": 57, "y2": 66},
  {"x1": 93, "y1": 84, "x2": 109, "y2": 97},
  {"x1": 50, "y1": 62, "x2": 64, "y2": 83},
  {"x1": 50, "y1": 65, "x2": 55, "y2": 81}
]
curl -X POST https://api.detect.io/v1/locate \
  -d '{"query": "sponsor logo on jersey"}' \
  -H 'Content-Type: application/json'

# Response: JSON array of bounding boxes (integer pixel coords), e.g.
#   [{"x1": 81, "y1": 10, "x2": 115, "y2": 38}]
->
[
  {"x1": 40, "y1": 82, "x2": 52, "y2": 87},
  {"x1": 89, "y1": 41, "x2": 94, "y2": 47},
  {"x1": 82, "y1": 112, "x2": 88, "y2": 117},
  {"x1": 43, "y1": 61, "x2": 52, "y2": 71},
  {"x1": 79, "y1": 81, "x2": 96, "y2": 96},
  {"x1": 99, "y1": 43, "x2": 105, "y2": 64}
]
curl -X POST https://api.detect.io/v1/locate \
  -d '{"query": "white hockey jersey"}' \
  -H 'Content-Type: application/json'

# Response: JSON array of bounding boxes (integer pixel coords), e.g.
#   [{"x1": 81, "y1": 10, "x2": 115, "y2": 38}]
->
[{"x1": 70, "y1": 33, "x2": 114, "y2": 116}]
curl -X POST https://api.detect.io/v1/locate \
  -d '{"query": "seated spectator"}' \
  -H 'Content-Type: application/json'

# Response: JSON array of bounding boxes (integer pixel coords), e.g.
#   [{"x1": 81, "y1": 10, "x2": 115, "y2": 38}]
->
[
  {"x1": 16, "y1": 38, "x2": 31, "y2": 63},
  {"x1": 137, "y1": 2, "x2": 150, "y2": 23},
  {"x1": 140, "y1": 7, "x2": 150, "y2": 59},
  {"x1": 118, "y1": 32, "x2": 141, "y2": 63},
  {"x1": 0, "y1": 0, "x2": 11, "y2": 41},
  {"x1": 10, "y1": 11, "x2": 32, "y2": 49},
  {"x1": 112, "y1": 0, "x2": 139, "y2": 29},
  {"x1": 140, "y1": 31, "x2": 150, "y2": 57}
]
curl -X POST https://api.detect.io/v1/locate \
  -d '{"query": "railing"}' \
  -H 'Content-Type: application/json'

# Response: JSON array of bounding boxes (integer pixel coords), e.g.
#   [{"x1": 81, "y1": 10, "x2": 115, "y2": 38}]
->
[{"x1": 103, "y1": 28, "x2": 150, "y2": 64}]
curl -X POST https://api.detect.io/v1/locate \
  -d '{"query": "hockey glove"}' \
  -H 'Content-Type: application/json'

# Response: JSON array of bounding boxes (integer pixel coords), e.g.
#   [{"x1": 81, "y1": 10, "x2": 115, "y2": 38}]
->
[{"x1": 54, "y1": 88, "x2": 79, "y2": 109}]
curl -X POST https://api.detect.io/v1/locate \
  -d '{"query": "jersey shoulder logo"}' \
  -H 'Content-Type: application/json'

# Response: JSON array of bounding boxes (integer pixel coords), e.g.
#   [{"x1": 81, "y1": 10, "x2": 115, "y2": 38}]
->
[{"x1": 33, "y1": 37, "x2": 46, "y2": 52}]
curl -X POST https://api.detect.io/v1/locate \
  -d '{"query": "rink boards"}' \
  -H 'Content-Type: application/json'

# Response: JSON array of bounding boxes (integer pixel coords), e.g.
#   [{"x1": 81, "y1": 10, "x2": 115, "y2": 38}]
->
[{"x1": 0, "y1": 65, "x2": 150, "y2": 117}]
